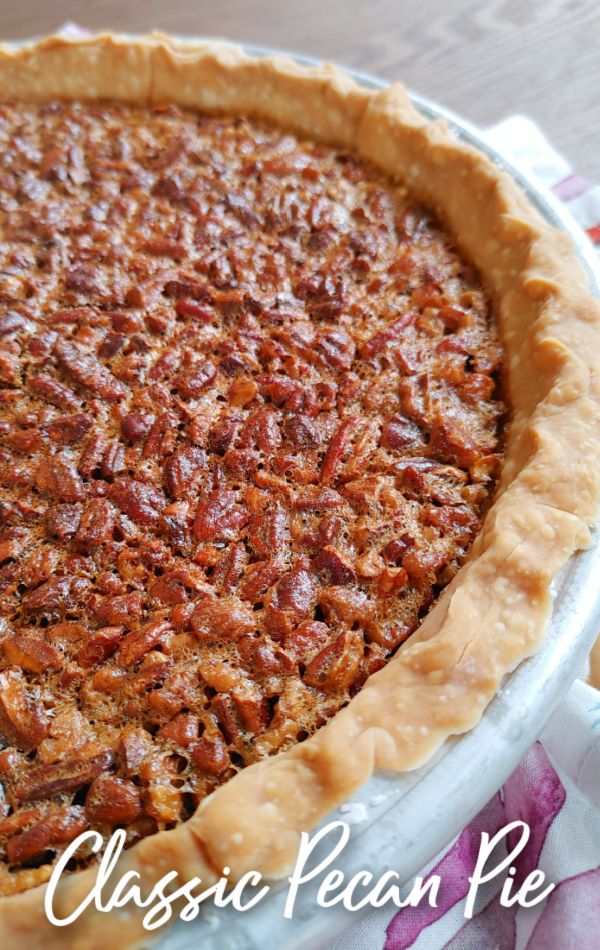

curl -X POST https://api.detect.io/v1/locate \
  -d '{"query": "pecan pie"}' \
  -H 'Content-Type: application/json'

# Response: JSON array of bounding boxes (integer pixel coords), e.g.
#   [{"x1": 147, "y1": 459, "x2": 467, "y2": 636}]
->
[{"x1": 0, "y1": 33, "x2": 599, "y2": 949}]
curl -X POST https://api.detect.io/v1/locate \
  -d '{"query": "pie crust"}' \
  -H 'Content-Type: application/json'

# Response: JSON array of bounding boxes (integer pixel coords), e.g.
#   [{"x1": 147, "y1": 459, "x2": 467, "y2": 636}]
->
[{"x1": 0, "y1": 32, "x2": 599, "y2": 949}]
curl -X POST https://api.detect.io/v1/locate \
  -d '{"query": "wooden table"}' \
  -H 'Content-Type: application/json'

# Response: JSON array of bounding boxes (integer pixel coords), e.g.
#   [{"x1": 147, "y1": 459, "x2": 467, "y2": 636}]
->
[{"x1": 3, "y1": 0, "x2": 600, "y2": 178}]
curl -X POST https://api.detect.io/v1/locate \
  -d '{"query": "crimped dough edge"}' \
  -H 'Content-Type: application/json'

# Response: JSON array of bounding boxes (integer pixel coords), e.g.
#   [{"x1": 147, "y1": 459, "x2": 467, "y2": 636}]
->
[{"x1": 0, "y1": 31, "x2": 599, "y2": 949}]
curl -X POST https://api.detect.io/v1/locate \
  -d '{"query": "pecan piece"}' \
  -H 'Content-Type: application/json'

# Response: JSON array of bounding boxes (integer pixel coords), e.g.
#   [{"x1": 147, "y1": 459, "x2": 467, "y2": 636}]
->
[
  {"x1": 117, "y1": 620, "x2": 172, "y2": 668},
  {"x1": 119, "y1": 726, "x2": 153, "y2": 776},
  {"x1": 6, "y1": 806, "x2": 88, "y2": 865},
  {"x1": 109, "y1": 311, "x2": 144, "y2": 334},
  {"x1": 318, "y1": 587, "x2": 373, "y2": 627},
  {"x1": 190, "y1": 598, "x2": 255, "y2": 641},
  {"x1": 142, "y1": 412, "x2": 176, "y2": 460},
  {"x1": 90, "y1": 667, "x2": 127, "y2": 694},
  {"x1": 189, "y1": 734, "x2": 230, "y2": 776},
  {"x1": 35, "y1": 457, "x2": 84, "y2": 502},
  {"x1": 293, "y1": 487, "x2": 345, "y2": 510},
  {"x1": 94, "y1": 590, "x2": 143, "y2": 626},
  {"x1": 303, "y1": 630, "x2": 363, "y2": 692},
  {"x1": 207, "y1": 412, "x2": 241, "y2": 455},
  {"x1": 175, "y1": 299, "x2": 213, "y2": 323},
  {"x1": 47, "y1": 307, "x2": 90, "y2": 327},
  {"x1": 210, "y1": 695, "x2": 240, "y2": 743},
  {"x1": 403, "y1": 549, "x2": 449, "y2": 585},
  {"x1": 312, "y1": 546, "x2": 356, "y2": 585},
  {"x1": 108, "y1": 477, "x2": 167, "y2": 527},
  {"x1": 265, "y1": 569, "x2": 317, "y2": 639},
  {"x1": 4, "y1": 427, "x2": 41, "y2": 455},
  {"x1": 247, "y1": 501, "x2": 290, "y2": 558},
  {"x1": 147, "y1": 668, "x2": 198, "y2": 720},
  {"x1": 55, "y1": 339, "x2": 127, "y2": 401},
  {"x1": 283, "y1": 620, "x2": 332, "y2": 663},
  {"x1": 143, "y1": 237, "x2": 186, "y2": 259},
  {"x1": 237, "y1": 635, "x2": 294, "y2": 677},
  {"x1": 320, "y1": 418, "x2": 358, "y2": 485},
  {"x1": 46, "y1": 413, "x2": 93, "y2": 446},
  {"x1": 0, "y1": 311, "x2": 29, "y2": 337},
  {"x1": 3, "y1": 632, "x2": 62, "y2": 673},
  {"x1": 175, "y1": 356, "x2": 217, "y2": 399},
  {"x1": 16, "y1": 748, "x2": 114, "y2": 803},
  {"x1": 28, "y1": 331, "x2": 59, "y2": 358},
  {"x1": 422, "y1": 503, "x2": 478, "y2": 538},
  {"x1": 429, "y1": 415, "x2": 490, "y2": 468},
  {"x1": 76, "y1": 498, "x2": 116, "y2": 548},
  {"x1": 295, "y1": 273, "x2": 346, "y2": 320},
  {"x1": 143, "y1": 781, "x2": 182, "y2": 824},
  {"x1": 75, "y1": 626, "x2": 125, "y2": 668},
  {"x1": 165, "y1": 444, "x2": 206, "y2": 499},
  {"x1": 318, "y1": 328, "x2": 356, "y2": 369},
  {"x1": 193, "y1": 488, "x2": 248, "y2": 543},
  {"x1": 228, "y1": 378, "x2": 259, "y2": 406},
  {"x1": 0, "y1": 527, "x2": 30, "y2": 561},
  {"x1": 382, "y1": 535, "x2": 414, "y2": 564},
  {"x1": 78, "y1": 433, "x2": 107, "y2": 477},
  {"x1": 150, "y1": 569, "x2": 203, "y2": 605},
  {"x1": 85, "y1": 775, "x2": 143, "y2": 825},
  {"x1": 21, "y1": 546, "x2": 60, "y2": 588},
  {"x1": 0, "y1": 671, "x2": 48, "y2": 751},
  {"x1": 213, "y1": 543, "x2": 247, "y2": 595},
  {"x1": 150, "y1": 349, "x2": 180, "y2": 382},
  {"x1": 101, "y1": 439, "x2": 126, "y2": 479},
  {"x1": 21, "y1": 575, "x2": 88, "y2": 615},
  {"x1": 381, "y1": 414, "x2": 423, "y2": 451},
  {"x1": 239, "y1": 408, "x2": 282, "y2": 452},
  {"x1": 232, "y1": 689, "x2": 270, "y2": 735},
  {"x1": 45, "y1": 503, "x2": 82, "y2": 540},
  {"x1": 283, "y1": 413, "x2": 320, "y2": 449},
  {"x1": 28, "y1": 374, "x2": 80, "y2": 411},
  {"x1": 0, "y1": 804, "x2": 41, "y2": 837},
  {"x1": 461, "y1": 372, "x2": 495, "y2": 405},
  {"x1": 227, "y1": 435, "x2": 262, "y2": 470},
  {"x1": 158, "y1": 712, "x2": 199, "y2": 746},
  {"x1": 121, "y1": 412, "x2": 154, "y2": 442},
  {"x1": 239, "y1": 559, "x2": 283, "y2": 602},
  {"x1": 359, "y1": 312, "x2": 416, "y2": 360},
  {"x1": 162, "y1": 502, "x2": 192, "y2": 555},
  {"x1": 376, "y1": 566, "x2": 409, "y2": 598}
]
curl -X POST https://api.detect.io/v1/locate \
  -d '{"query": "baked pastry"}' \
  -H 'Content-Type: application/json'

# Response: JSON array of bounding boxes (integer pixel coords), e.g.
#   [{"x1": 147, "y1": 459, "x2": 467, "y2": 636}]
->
[{"x1": 0, "y1": 32, "x2": 598, "y2": 948}]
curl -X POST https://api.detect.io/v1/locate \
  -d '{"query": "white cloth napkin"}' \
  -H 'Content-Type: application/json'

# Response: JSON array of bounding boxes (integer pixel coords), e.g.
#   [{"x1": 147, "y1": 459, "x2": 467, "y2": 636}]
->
[
  {"x1": 335, "y1": 117, "x2": 600, "y2": 950},
  {"x1": 485, "y1": 115, "x2": 600, "y2": 248}
]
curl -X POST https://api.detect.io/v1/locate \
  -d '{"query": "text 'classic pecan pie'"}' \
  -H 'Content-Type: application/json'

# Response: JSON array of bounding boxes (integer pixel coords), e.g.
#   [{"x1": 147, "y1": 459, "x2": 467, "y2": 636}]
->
[{"x1": 0, "y1": 33, "x2": 599, "y2": 949}]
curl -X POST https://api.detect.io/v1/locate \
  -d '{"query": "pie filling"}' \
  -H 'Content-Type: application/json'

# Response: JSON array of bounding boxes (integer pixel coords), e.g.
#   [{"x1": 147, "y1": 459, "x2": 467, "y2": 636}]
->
[{"x1": 0, "y1": 101, "x2": 505, "y2": 892}]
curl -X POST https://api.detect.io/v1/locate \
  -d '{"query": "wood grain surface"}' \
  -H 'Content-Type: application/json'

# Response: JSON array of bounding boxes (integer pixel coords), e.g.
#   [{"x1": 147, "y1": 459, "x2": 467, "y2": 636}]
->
[{"x1": 1, "y1": 0, "x2": 599, "y2": 177}]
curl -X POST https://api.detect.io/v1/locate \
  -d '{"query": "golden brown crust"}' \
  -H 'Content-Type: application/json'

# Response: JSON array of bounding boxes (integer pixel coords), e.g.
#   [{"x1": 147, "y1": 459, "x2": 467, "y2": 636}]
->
[
  {"x1": 0, "y1": 31, "x2": 599, "y2": 949},
  {"x1": 151, "y1": 36, "x2": 371, "y2": 146},
  {"x1": 0, "y1": 33, "x2": 152, "y2": 103}
]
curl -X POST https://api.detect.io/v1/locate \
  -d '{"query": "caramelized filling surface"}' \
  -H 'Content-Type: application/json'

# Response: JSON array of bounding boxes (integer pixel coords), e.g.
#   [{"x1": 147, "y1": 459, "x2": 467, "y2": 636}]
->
[{"x1": 0, "y1": 101, "x2": 504, "y2": 891}]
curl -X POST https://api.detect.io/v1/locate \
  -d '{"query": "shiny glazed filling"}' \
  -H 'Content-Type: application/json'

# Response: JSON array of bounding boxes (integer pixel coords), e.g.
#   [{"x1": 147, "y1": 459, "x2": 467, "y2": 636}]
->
[{"x1": 0, "y1": 101, "x2": 505, "y2": 892}]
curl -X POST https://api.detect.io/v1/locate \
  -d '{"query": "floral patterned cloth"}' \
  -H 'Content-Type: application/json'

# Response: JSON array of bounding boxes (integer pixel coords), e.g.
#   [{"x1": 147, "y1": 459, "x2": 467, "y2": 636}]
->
[
  {"x1": 335, "y1": 681, "x2": 600, "y2": 950},
  {"x1": 334, "y1": 118, "x2": 600, "y2": 950}
]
